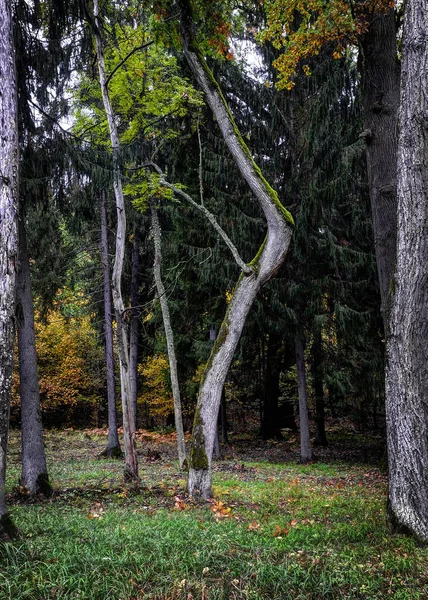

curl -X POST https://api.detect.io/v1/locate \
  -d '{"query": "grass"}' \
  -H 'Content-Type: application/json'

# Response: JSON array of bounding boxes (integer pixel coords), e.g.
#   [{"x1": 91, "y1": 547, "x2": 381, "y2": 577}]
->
[{"x1": 1, "y1": 429, "x2": 428, "y2": 599}]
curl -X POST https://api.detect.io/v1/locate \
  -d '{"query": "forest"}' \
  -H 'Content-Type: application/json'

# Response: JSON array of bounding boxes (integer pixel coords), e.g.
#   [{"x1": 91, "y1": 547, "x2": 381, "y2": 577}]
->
[{"x1": 1, "y1": 0, "x2": 428, "y2": 598}]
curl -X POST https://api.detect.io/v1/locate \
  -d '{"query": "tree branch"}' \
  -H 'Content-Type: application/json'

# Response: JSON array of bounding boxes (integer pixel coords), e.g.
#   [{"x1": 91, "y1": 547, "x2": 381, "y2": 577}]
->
[
  {"x1": 149, "y1": 163, "x2": 253, "y2": 275},
  {"x1": 106, "y1": 41, "x2": 154, "y2": 87}
]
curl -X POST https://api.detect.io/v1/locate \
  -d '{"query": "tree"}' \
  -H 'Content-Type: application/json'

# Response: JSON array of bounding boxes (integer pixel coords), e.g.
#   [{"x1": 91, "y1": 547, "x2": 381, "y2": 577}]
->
[
  {"x1": 176, "y1": 0, "x2": 293, "y2": 498},
  {"x1": 99, "y1": 190, "x2": 122, "y2": 457},
  {"x1": 0, "y1": 0, "x2": 19, "y2": 535},
  {"x1": 151, "y1": 202, "x2": 186, "y2": 468},
  {"x1": 261, "y1": 0, "x2": 400, "y2": 326},
  {"x1": 92, "y1": 0, "x2": 138, "y2": 480},
  {"x1": 16, "y1": 212, "x2": 51, "y2": 494},
  {"x1": 385, "y1": 0, "x2": 428, "y2": 542}
]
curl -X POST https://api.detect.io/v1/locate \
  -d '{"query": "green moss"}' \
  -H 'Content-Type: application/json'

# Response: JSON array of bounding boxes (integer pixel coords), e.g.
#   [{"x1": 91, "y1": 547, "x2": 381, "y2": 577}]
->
[
  {"x1": 189, "y1": 407, "x2": 209, "y2": 470},
  {"x1": 248, "y1": 235, "x2": 268, "y2": 273},
  {"x1": 190, "y1": 44, "x2": 294, "y2": 227}
]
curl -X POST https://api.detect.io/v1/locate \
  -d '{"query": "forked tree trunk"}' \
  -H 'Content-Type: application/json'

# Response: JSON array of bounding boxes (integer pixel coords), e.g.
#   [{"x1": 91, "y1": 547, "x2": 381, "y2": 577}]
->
[
  {"x1": 360, "y1": 8, "x2": 400, "y2": 325},
  {"x1": 99, "y1": 191, "x2": 121, "y2": 457},
  {"x1": 151, "y1": 204, "x2": 187, "y2": 469},
  {"x1": 177, "y1": 0, "x2": 293, "y2": 498},
  {"x1": 129, "y1": 226, "x2": 141, "y2": 431},
  {"x1": 16, "y1": 211, "x2": 51, "y2": 495},
  {"x1": 295, "y1": 332, "x2": 311, "y2": 463},
  {"x1": 0, "y1": 0, "x2": 19, "y2": 534},
  {"x1": 93, "y1": 0, "x2": 137, "y2": 479},
  {"x1": 385, "y1": 0, "x2": 428, "y2": 542}
]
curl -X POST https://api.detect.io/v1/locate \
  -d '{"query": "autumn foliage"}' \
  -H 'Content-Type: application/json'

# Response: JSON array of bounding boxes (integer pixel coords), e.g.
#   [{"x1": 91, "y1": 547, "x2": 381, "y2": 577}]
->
[{"x1": 260, "y1": 0, "x2": 395, "y2": 89}]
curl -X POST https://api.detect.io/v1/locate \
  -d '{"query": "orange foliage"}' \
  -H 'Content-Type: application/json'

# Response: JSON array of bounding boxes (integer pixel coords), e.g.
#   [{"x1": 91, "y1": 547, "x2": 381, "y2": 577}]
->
[
  {"x1": 260, "y1": 0, "x2": 395, "y2": 89},
  {"x1": 138, "y1": 354, "x2": 173, "y2": 420},
  {"x1": 12, "y1": 290, "x2": 104, "y2": 418}
]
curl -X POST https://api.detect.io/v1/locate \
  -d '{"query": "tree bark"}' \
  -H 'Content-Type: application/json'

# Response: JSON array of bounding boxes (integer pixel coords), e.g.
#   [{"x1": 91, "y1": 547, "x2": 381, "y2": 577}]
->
[
  {"x1": 295, "y1": 332, "x2": 311, "y2": 463},
  {"x1": 99, "y1": 190, "x2": 121, "y2": 457},
  {"x1": 311, "y1": 331, "x2": 328, "y2": 447},
  {"x1": 16, "y1": 210, "x2": 51, "y2": 495},
  {"x1": 261, "y1": 333, "x2": 282, "y2": 440},
  {"x1": 220, "y1": 388, "x2": 228, "y2": 444},
  {"x1": 93, "y1": 0, "x2": 137, "y2": 480},
  {"x1": 151, "y1": 203, "x2": 187, "y2": 469},
  {"x1": 385, "y1": 0, "x2": 428, "y2": 542},
  {"x1": 0, "y1": 0, "x2": 19, "y2": 531},
  {"x1": 360, "y1": 9, "x2": 400, "y2": 325},
  {"x1": 178, "y1": 0, "x2": 293, "y2": 499},
  {"x1": 129, "y1": 225, "x2": 141, "y2": 432}
]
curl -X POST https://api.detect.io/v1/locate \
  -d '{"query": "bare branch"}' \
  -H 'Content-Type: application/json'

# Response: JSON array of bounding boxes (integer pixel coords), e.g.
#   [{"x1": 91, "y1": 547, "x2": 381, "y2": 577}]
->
[{"x1": 149, "y1": 163, "x2": 253, "y2": 275}]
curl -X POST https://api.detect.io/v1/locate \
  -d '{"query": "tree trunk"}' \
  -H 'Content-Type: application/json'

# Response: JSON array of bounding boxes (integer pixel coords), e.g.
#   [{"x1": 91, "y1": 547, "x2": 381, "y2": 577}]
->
[
  {"x1": 261, "y1": 333, "x2": 282, "y2": 440},
  {"x1": 295, "y1": 332, "x2": 311, "y2": 463},
  {"x1": 93, "y1": 0, "x2": 137, "y2": 480},
  {"x1": 360, "y1": 9, "x2": 400, "y2": 325},
  {"x1": 99, "y1": 190, "x2": 121, "y2": 457},
  {"x1": 129, "y1": 225, "x2": 140, "y2": 431},
  {"x1": 0, "y1": 0, "x2": 19, "y2": 533},
  {"x1": 151, "y1": 203, "x2": 187, "y2": 469},
  {"x1": 177, "y1": 0, "x2": 293, "y2": 498},
  {"x1": 16, "y1": 210, "x2": 51, "y2": 495},
  {"x1": 220, "y1": 388, "x2": 228, "y2": 444},
  {"x1": 312, "y1": 332, "x2": 328, "y2": 447},
  {"x1": 385, "y1": 0, "x2": 428, "y2": 542}
]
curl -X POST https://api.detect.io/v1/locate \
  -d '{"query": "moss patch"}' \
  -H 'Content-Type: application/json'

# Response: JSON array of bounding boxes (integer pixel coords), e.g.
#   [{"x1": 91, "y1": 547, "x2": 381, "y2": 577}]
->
[
  {"x1": 188, "y1": 43, "x2": 294, "y2": 227},
  {"x1": 189, "y1": 407, "x2": 209, "y2": 470}
]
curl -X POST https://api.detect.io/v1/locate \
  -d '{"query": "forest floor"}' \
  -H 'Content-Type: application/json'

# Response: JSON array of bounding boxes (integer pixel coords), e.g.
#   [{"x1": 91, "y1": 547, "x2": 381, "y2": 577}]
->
[{"x1": 1, "y1": 427, "x2": 428, "y2": 599}]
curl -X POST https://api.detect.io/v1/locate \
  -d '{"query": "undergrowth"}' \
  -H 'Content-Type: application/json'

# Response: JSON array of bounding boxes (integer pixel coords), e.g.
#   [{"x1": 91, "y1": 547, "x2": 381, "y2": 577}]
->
[{"x1": 1, "y1": 429, "x2": 427, "y2": 599}]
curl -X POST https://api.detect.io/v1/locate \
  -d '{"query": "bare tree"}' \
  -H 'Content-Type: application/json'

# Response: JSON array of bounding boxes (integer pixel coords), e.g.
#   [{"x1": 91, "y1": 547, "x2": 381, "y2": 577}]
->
[
  {"x1": 176, "y1": 0, "x2": 293, "y2": 498},
  {"x1": 93, "y1": 0, "x2": 137, "y2": 479},
  {"x1": 99, "y1": 190, "x2": 122, "y2": 458},
  {"x1": 151, "y1": 202, "x2": 187, "y2": 469}
]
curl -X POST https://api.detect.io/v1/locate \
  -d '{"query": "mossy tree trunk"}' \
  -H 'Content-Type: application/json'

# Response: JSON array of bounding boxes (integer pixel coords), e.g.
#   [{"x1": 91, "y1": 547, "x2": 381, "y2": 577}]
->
[
  {"x1": 385, "y1": 0, "x2": 428, "y2": 542},
  {"x1": 99, "y1": 190, "x2": 121, "y2": 458},
  {"x1": 151, "y1": 203, "x2": 187, "y2": 470},
  {"x1": 93, "y1": 0, "x2": 137, "y2": 480},
  {"x1": 16, "y1": 210, "x2": 51, "y2": 494},
  {"x1": 0, "y1": 0, "x2": 19, "y2": 529},
  {"x1": 177, "y1": 0, "x2": 293, "y2": 498}
]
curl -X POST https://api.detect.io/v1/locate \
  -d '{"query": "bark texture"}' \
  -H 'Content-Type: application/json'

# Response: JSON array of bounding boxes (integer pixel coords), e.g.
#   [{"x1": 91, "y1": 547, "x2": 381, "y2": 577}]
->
[
  {"x1": 295, "y1": 333, "x2": 311, "y2": 463},
  {"x1": 99, "y1": 191, "x2": 121, "y2": 457},
  {"x1": 177, "y1": 0, "x2": 293, "y2": 498},
  {"x1": 129, "y1": 226, "x2": 141, "y2": 431},
  {"x1": 385, "y1": 0, "x2": 428, "y2": 542},
  {"x1": 151, "y1": 204, "x2": 187, "y2": 469},
  {"x1": 360, "y1": 9, "x2": 400, "y2": 323},
  {"x1": 94, "y1": 0, "x2": 137, "y2": 479},
  {"x1": 0, "y1": 0, "x2": 18, "y2": 522},
  {"x1": 16, "y1": 213, "x2": 50, "y2": 494}
]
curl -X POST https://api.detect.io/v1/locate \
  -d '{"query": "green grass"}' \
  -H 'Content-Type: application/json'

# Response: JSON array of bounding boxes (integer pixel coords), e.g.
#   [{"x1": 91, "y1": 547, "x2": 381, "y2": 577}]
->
[{"x1": 1, "y1": 430, "x2": 428, "y2": 599}]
